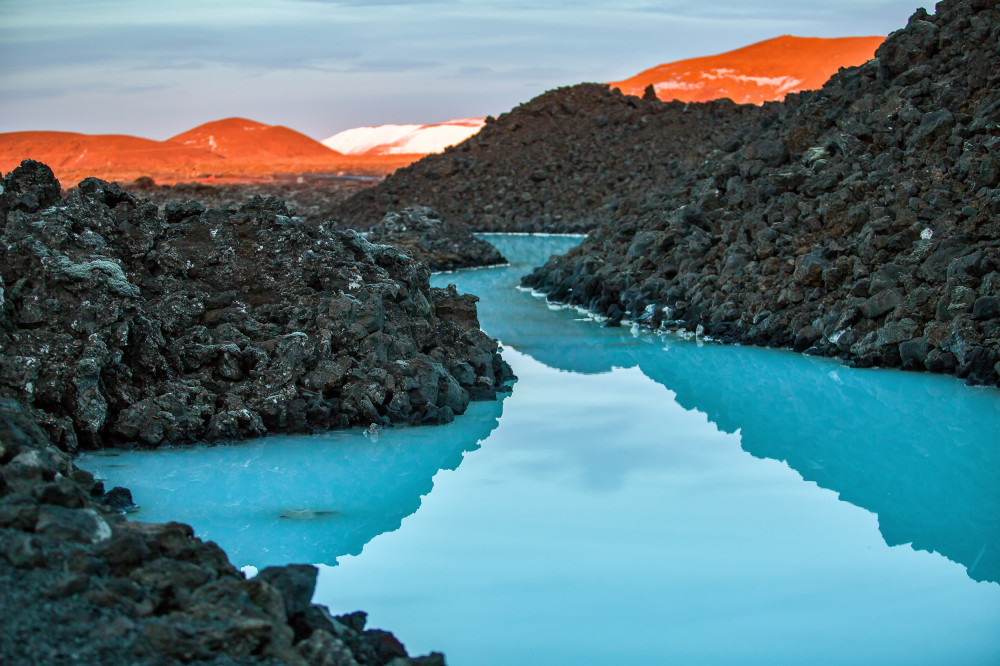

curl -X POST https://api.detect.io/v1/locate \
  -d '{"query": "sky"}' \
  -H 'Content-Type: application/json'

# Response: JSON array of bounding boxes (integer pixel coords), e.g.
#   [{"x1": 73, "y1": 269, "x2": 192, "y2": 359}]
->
[{"x1": 0, "y1": 0, "x2": 923, "y2": 141}]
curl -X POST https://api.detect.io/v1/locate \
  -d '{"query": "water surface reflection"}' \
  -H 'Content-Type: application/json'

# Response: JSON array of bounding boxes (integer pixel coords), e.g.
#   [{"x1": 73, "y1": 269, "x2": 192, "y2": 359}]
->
[
  {"x1": 81, "y1": 234, "x2": 1000, "y2": 665},
  {"x1": 82, "y1": 399, "x2": 504, "y2": 567},
  {"x1": 472, "y1": 234, "x2": 1000, "y2": 584}
]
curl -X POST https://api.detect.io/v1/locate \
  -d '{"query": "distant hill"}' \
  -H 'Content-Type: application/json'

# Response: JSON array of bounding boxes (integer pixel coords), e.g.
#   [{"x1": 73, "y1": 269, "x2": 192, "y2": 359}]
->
[
  {"x1": 169, "y1": 117, "x2": 343, "y2": 161},
  {"x1": 323, "y1": 118, "x2": 486, "y2": 156},
  {"x1": 0, "y1": 120, "x2": 412, "y2": 185},
  {"x1": 0, "y1": 131, "x2": 222, "y2": 177},
  {"x1": 608, "y1": 35, "x2": 884, "y2": 104}
]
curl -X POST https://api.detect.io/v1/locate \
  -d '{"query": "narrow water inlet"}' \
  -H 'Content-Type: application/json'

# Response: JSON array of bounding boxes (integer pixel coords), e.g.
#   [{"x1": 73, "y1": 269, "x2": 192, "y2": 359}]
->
[{"x1": 82, "y1": 235, "x2": 1000, "y2": 665}]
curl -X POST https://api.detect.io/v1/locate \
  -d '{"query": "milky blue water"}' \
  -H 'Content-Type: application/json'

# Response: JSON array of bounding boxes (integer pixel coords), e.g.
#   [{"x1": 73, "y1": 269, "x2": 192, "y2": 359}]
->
[{"x1": 81, "y1": 235, "x2": 1000, "y2": 665}]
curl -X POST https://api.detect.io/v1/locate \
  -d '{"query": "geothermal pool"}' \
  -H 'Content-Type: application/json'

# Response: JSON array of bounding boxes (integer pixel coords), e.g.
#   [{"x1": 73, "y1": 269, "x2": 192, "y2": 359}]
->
[{"x1": 82, "y1": 235, "x2": 1000, "y2": 665}]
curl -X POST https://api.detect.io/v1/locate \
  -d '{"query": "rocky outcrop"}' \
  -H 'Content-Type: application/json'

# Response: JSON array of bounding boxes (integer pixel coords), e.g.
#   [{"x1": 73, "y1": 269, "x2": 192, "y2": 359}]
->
[
  {"x1": 332, "y1": 84, "x2": 763, "y2": 233},
  {"x1": 0, "y1": 397, "x2": 444, "y2": 665},
  {"x1": 123, "y1": 186, "x2": 506, "y2": 272},
  {"x1": 124, "y1": 176, "x2": 376, "y2": 227},
  {"x1": 0, "y1": 160, "x2": 513, "y2": 452},
  {"x1": 327, "y1": 0, "x2": 1000, "y2": 386},
  {"x1": 368, "y1": 206, "x2": 506, "y2": 272},
  {"x1": 521, "y1": 0, "x2": 1000, "y2": 386}
]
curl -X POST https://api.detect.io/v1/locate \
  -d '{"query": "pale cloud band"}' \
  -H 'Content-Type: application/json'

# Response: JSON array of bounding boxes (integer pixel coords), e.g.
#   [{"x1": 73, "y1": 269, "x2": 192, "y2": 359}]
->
[{"x1": 0, "y1": 0, "x2": 920, "y2": 140}]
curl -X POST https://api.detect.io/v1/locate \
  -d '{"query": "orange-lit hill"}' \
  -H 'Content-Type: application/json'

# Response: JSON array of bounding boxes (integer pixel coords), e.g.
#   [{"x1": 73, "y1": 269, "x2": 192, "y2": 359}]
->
[
  {"x1": 608, "y1": 35, "x2": 884, "y2": 105},
  {"x1": 168, "y1": 117, "x2": 343, "y2": 162},
  {"x1": 0, "y1": 131, "x2": 223, "y2": 179},
  {"x1": 0, "y1": 120, "x2": 417, "y2": 185}
]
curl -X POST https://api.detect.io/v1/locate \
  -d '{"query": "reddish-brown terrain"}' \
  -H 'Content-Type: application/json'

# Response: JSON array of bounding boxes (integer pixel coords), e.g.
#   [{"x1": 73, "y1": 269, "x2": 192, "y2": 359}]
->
[
  {"x1": 0, "y1": 120, "x2": 416, "y2": 186},
  {"x1": 0, "y1": 35, "x2": 884, "y2": 185},
  {"x1": 169, "y1": 117, "x2": 343, "y2": 162},
  {"x1": 608, "y1": 35, "x2": 884, "y2": 104},
  {"x1": 0, "y1": 131, "x2": 224, "y2": 182}
]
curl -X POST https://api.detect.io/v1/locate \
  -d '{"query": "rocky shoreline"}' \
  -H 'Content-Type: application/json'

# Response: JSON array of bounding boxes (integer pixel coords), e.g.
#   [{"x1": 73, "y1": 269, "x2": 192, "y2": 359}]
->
[
  {"x1": 122, "y1": 176, "x2": 376, "y2": 228},
  {"x1": 340, "y1": 0, "x2": 1000, "y2": 388},
  {"x1": 0, "y1": 159, "x2": 517, "y2": 663},
  {"x1": 1, "y1": 397, "x2": 444, "y2": 665},
  {"x1": 1, "y1": 161, "x2": 512, "y2": 453},
  {"x1": 522, "y1": 0, "x2": 1000, "y2": 386},
  {"x1": 119, "y1": 180, "x2": 508, "y2": 274},
  {"x1": 367, "y1": 206, "x2": 507, "y2": 272}
]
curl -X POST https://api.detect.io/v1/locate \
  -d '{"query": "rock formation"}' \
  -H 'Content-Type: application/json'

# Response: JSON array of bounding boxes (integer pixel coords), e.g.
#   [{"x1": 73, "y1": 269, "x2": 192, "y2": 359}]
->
[
  {"x1": 0, "y1": 397, "x2": 444, "y2": 665},
  {"x1": 337, "y1": 0, "x2": 1000, "y2": 386},
  {"x1": 367, "y1": 206, "x2": 507, "y2": 272},
  {"x1": 0, "y1": 160, "x2": 513, "y2": 452},
  {"x1": 523, "y1": 0, "x2": 1000, "y2": 386},
  {"x1": 333, "y1": 85, "x2": 764, "y2": 233},
  {"x1": 123, "y1": 176, "x2": 375, "y2": 229}
]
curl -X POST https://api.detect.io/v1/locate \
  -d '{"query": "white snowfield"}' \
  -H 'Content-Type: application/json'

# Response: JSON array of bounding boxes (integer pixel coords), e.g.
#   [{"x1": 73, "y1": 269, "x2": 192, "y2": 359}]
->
[{"x1": 322, "y1": 117, "x2": 485, "y2": 155}]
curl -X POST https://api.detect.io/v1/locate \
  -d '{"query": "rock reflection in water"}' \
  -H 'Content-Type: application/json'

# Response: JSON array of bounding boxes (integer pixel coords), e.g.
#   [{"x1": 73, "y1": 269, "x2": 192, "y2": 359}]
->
[
  {"x1": 80, "y1": 398, "x2": 505, "y2": 568},
  {"x1": 453, "y1": 234, "x2": 1000, "y2": 584}
]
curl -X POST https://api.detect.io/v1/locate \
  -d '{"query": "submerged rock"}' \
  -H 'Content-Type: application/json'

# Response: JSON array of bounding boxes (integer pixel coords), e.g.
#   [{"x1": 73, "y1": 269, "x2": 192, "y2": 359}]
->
[{"x1": 0, "y1": 160, "x2": 512, "y2": 451}]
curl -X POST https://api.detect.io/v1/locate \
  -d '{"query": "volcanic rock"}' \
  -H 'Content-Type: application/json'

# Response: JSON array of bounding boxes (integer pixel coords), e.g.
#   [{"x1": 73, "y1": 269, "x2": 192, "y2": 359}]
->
[
  {"x1": 333, "y1": 84, "x2": 764, "y2": 233},
  {"x1": 368, "y1": 206, "x2": 507, "y2": 271},
  {"x1": 123, "y1": 176, "x2": 376, "y2": 227},
  {"x1": 0, "y1": 396, "x2": 444, "y2": 665},
  {"x1": 518, "y1": 0, "x2": 1000, "y2": 386},
  {"x1": 0, "y1": 160, "x2": 512, "y2": 451}
]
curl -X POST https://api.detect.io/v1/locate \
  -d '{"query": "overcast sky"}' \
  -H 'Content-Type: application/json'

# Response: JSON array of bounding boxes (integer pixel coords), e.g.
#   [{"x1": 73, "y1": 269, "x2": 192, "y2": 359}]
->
[{"x1": 0, "y1": 0, "x2": 922, "y2": 141}]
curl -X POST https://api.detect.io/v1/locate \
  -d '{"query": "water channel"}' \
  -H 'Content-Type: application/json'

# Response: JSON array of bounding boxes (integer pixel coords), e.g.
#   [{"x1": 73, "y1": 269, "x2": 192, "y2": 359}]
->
[{"x1": 82, "y1": 234, "x2": 1000, "y2": 665}]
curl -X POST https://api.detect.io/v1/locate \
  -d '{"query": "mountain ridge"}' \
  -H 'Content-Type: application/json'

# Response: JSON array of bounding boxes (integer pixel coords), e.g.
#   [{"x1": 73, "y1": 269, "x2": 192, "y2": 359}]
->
[
  {"x1": 335, "y1": 0, "x2": 1000, "y2": 389},
  {"x1": 0, "y1": 120, "x2": 412, "y2": 184},
  {"x1": 608, "y1": 34, "x2": 884, "y2": 104},
  {"x1": 0, "y1": 33, "x2": 887, "y2": 184}
]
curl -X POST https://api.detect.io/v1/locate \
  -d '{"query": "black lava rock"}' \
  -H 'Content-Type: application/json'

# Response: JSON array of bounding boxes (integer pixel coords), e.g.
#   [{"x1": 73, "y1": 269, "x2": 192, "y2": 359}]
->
[
  {"x1": 102, "y1": 486, "x2": 137, "y2": 514},
  {"x1": 333, "y1": 84, "x2": 763, "y2": 234},
  {"x1": 367, "y1": 205, "x2": 507, "y2": 271},
  {"x1": 0, "y1": 393, "x2": 443, "y2": 665},
  {"x1": 0, "y1": 161, "x2": 513, "y2": 451},
  {"x1": 337, "y1": 0, "x2": 1000, "y2": 387}
]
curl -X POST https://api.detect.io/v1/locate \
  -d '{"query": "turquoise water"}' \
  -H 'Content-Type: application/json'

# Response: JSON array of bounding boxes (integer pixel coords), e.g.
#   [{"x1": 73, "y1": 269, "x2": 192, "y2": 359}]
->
[{"x1": 81, "y1": 235, "x2": 1000, "y2": 665}]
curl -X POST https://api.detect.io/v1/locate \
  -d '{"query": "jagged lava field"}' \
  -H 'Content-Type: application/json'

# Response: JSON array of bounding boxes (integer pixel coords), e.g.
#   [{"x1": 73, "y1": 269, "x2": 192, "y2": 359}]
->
[
  {"x1": 336, "y1": 0, "x2": 1000, "y2": 388},
  {"x1": 1, "y1": 0, "x2": 999, "y2": 664}
]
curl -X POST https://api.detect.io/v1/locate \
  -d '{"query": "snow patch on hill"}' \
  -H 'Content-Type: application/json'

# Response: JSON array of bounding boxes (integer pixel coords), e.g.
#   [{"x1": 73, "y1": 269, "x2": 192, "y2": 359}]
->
[{"x1": 323, "y1": 118, "x2": 485, "y2": 156}]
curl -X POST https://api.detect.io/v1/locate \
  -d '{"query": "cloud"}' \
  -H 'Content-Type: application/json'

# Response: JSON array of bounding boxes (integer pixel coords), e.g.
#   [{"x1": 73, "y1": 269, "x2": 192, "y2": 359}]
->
[
  {"x1": 0, "y1": 23, "x2": 361, "y2": 72},
  {"x1": 0, "y1": 0, "x2": 919, "y2": 138},
  {"x1": 339, "y1": 59, "x2": 444, "y2": 73}
]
